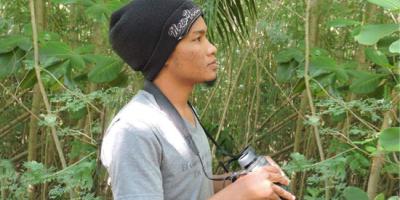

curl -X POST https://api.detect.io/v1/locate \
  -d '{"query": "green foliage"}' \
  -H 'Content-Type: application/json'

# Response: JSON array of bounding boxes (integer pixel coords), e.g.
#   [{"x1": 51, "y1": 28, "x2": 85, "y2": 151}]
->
[
  {"x1": 365, "y1": 48, "x2": 392, "y2": 68},
  {"x1": 348, "y1": 71, "x2": 387, "y2": 94},
  {"x1": 326, "y1": 18, "x2": 360, "y2": 28},
  {"x1": 367, "y1": 0, "x2": 400, "y2": 10},
  {"x1": 389, "y1": 39, "x2": 400, "y2": 53},
  {"x1": 0, "y1": 50, "x2": 25, "y2": 80},
  {"x1": 379, "y1": 127, "x2": 400, "y2": 152},
  {"x1": 355, "y1": 24, "x2": 399, "y2": 45},
  {"x1": 343, "y1": 186, "x2": 369, "y2": 200},
  {"x1": 87, "y1": 56, "x2": 123, "y2": 83}
]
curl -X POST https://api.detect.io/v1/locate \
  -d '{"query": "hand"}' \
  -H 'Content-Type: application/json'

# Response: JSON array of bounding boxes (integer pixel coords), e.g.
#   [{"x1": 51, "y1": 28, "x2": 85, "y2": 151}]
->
[
  {"x1": 264, "y1": 156, "x2": 289, "y2": 180},
  {"x1": 231, "y1": 165, "x2": 295, "y2": 200}
]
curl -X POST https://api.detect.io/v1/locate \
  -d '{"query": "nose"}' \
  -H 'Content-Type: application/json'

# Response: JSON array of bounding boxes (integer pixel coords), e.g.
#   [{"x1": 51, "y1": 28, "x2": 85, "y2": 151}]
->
[{"x1": 207, "y1": 38, "x2": 217, "y2": 56}]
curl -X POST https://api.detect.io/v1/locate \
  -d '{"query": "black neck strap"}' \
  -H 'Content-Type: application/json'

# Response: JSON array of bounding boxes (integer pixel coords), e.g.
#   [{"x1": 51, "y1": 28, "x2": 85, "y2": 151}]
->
[{"x1": 143, "y1": 80, "x2": 238, "y2": 174}]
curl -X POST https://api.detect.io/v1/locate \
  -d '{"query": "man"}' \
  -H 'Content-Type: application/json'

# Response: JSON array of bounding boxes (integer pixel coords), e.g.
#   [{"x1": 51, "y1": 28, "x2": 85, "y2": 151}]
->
[{"x1": 101, "y1": 0, "x2": 295, "y2": 199}]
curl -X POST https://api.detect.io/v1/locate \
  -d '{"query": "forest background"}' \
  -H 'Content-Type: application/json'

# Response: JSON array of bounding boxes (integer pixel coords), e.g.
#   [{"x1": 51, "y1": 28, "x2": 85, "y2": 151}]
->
[{"x1": 0, "y1": 0, "x2": 399, "y2": 199}]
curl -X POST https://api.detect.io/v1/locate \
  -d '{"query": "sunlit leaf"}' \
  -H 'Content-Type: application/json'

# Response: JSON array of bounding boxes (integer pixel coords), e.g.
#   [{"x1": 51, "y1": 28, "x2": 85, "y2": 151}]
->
[
  {"x1": 355, "y1": 24, "x2": 399, "y2": 45},
  {"x1": 343, "y1": 187, "x2": 368, "y2": 200},
  {"x1": 379, "y1": 127, "x2": 400, "y2": 152},
  {"x1": 367, "y1": 0, "x2": 400, "y2": 10},
  {"x1": 389, "y1": 39, "x2": 400, "y2": 53}
]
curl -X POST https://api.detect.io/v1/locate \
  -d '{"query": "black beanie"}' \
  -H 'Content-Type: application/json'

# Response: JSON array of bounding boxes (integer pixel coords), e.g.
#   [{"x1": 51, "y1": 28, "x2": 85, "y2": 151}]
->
[{"x1": 109, "y1": 0, "x2": 202, "y2": 81}]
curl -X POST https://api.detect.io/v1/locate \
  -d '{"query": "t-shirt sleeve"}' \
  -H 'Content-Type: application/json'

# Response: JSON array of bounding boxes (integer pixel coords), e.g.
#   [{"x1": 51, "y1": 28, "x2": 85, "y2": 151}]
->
[{"x1": 105, "y1": 120, "x2": 163, "y2": 200}]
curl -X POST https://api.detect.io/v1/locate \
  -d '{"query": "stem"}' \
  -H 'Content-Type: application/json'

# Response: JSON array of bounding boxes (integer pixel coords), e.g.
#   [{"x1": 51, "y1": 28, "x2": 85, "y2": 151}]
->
[
  {"x1": 28, "y1": 0, "x2": 67, "y2": 168},
  {"x1": 305, "y1": 0, "x2": 325, "y2": 162},
  {"x1": 305, "y1": 0, "x2": 328, "y2": 199}
]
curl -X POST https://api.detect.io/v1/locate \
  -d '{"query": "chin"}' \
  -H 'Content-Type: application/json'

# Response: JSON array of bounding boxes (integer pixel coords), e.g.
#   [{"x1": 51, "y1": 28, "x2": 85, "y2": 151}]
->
[{"x1": 204, "y1": 77, "x2": 217, "y2": 87}]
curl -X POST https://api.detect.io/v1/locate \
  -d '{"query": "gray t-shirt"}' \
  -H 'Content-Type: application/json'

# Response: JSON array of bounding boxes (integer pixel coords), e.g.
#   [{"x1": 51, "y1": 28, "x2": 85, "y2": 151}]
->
[{"x1": 101, "y1": 90, "x2": 214, "y2": 200}]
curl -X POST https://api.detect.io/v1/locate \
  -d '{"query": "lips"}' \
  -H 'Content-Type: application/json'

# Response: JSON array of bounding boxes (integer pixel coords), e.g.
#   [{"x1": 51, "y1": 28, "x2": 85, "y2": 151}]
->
[{"x1": 208, "y1": 60, "x2": 218, "y2": 69}]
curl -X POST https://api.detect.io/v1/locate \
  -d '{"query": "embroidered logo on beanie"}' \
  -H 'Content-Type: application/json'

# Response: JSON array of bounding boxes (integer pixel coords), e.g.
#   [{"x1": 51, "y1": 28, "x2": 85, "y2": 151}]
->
[{"x1": 168, "y1": 7, "x2": 202, "y2": 39}]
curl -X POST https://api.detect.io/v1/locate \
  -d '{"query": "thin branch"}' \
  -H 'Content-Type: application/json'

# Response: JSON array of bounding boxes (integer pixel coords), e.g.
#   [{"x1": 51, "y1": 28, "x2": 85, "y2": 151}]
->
[
  {"x1": 0, "y1": 112, "x2": 30, "y2": 139},
  {"x1": 304, "y1": 0, "x2": 325, "y2": 161},
  {"x1": 29, "y1": 0, "x2": 67, "y2": 169}
]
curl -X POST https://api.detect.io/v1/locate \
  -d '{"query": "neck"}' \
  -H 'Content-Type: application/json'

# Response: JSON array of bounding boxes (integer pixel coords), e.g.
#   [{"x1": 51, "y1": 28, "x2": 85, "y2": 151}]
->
[{"x1": 153, "y1": 77, "x2": 194, "y2": 110}]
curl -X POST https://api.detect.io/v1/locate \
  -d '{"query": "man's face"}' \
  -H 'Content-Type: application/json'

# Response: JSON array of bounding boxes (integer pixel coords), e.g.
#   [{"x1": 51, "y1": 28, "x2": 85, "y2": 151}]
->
[{"x1": 164, "y1": 17, "x2": 218, "y2": 85}]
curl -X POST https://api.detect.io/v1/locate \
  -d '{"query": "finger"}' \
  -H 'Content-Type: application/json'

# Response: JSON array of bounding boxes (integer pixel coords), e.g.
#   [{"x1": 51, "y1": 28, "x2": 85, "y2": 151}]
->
[
  {"x1": 267, "y1": 192, "x2": 281, "y2": 200},
  {"x1": 265, "y1": 156, "x2": 288, "y2": 179},
  {"x1": 265, "y1": 173, "x2": 290, "y2": 186},
  {"x1": 272, "y1": 184, "x2": 296, "y2": 200},
  {"x1": 261, "y1": 165, "x2": 281, "y2": 174},
  {"x1": 265, "y1": 156, "x2": 280, "y2": 168}
]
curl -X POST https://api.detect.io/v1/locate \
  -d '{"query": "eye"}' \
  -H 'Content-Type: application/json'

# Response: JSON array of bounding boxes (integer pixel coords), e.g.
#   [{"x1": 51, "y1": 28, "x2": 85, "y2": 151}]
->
[{"x1": 193, "y1": 37, "x2": 201, "y2": 42}]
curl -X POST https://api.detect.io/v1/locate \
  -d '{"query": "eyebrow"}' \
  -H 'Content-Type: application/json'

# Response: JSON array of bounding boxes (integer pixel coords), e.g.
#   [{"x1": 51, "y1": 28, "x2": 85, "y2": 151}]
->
[{"x1": 191, "y1": 29, "x2": 207, "y2": 35}]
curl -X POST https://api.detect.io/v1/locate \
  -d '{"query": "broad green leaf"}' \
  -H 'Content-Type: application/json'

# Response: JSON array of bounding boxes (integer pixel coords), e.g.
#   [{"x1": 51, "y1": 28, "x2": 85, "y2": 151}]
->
[
  {"x1": 20, "y1": 60, "x2": 68, "y2": 89},
  {"x1": 389, "y1": 39, "x2": 400, "y2": 53},
  {"x1": 0, "y1": 50, "x2": 24, "y2": 80},
  {"x1": 42, "y1": 61, "x2": 68, "y2": 88},
  {"x1": 367, "y1": 0, "x2": 400, "y2": 10},
  {"x1": 355, "y1": 24, "x2": 399, "y2": 45},
  {"x1": 335, "y1": 66, "x2": 350, "y2": 82},
  {"x1": 40, "y1": 41, "x2": 72, "y2": 59},
  {"x1": 349, "y1": 71, "x2": 386, "y2": 94},
  {"x1": 310, "y1": 56, "x2": 336, "y2": 70},
  {"x1": 0, "y1": 35, "x2": 30, "y2": 54},
  {"x1": 69, "y1": 54, "x2": 86, "y2": 70},
  {"x1": 343, "y1": 187, "x2": 369, "y2": 200},
  {"x1": 275, "y1": 48, "x2": 303, "y2": 63},
  {"x1": 388, "y1": 196, "x2": 400, "y2": 200},
  {"x1": 326, "y1": 18, "x2": 360, "y2": 28},
  {"x1": 365, "y1": 48, "x2": 392, "y2": 68},
  {"x1": 41, "y1": 42, "x2": 87, "y2": 70},
  {"x1": 88, "y1": 57, "x2": 123, "y2": 83},
  {"x1": 379, "y1": 127, "x2": 400, "y2": 152},
  {"x1": 75, "y1": 45, "x2": 94, "y2": 54},
  {"x1": 277, "y1": 61, "x2": 297, "y2": 83},
  {"x1": 309, "y1": 55, "x2": 336, "y2": 77}
]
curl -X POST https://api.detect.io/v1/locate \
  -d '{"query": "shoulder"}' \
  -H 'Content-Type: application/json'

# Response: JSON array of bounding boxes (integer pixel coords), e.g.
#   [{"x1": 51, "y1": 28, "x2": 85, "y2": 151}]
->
[{"x1": 101, "y1": 90, "x2": 165, "y2": 168}]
